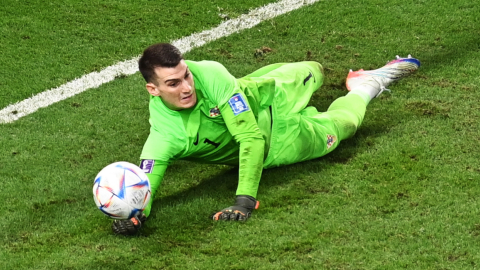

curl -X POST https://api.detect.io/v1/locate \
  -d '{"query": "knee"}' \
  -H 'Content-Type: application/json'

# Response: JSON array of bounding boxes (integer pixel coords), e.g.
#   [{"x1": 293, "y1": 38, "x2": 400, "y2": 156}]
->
[
  {"x1": 302, "y1": 61, "x2": 323, "y2": 76},
  {"x1": 330, "y1": 111, "x2": 361, "y2": 140}
]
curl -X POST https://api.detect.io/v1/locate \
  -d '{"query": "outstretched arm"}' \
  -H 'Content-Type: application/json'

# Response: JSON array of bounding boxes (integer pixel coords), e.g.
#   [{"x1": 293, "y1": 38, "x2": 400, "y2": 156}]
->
[{"x1": 212, "y1": 92, "x2": 265, "y2": 221}]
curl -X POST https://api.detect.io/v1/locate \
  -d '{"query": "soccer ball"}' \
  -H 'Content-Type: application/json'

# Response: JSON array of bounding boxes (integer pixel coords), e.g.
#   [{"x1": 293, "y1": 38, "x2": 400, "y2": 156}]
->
[{"x1": 93, "y1": 161, "x2": 151, "y2": 219}]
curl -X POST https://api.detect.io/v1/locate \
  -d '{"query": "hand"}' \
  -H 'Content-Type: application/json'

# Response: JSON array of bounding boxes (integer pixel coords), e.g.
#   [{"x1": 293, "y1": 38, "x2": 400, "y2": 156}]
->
[
  {"x1": 112, "y1": 212, "x2": 147, "y2": 235},
  {"x1": 212, "y1": 195, "x2": 259, "y2": 221}
]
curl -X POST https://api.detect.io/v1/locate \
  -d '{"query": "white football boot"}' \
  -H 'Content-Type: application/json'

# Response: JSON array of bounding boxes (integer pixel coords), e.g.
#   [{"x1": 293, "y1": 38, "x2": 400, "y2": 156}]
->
[{"x1": 346, "y1": 55, "x2": 421, "y2": 98}]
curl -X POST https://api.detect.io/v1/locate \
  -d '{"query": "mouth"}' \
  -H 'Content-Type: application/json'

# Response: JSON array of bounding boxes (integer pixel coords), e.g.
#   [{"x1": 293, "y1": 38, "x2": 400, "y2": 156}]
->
[
  {"x1": 181, "y1": 93, "x2": 195, "y2": 103},
  {"x1": 182, "y1": 94, "x2": 192, "y2": 100}
]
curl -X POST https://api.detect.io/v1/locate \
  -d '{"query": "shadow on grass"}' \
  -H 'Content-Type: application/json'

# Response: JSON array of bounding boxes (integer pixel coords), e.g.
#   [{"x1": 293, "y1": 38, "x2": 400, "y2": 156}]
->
[
  {"x1": 418, "y1": 34, "x2": 480, "y2": 71},
  {"x1": 142, "y1": 97, "x2": 412, "y2": 240}
]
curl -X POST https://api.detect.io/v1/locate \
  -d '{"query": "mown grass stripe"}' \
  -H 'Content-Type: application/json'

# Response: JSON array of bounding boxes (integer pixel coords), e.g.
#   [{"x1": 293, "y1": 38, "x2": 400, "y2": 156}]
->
[{"x1": 0, "y1": 0, "x2": 320, "y2": 124}]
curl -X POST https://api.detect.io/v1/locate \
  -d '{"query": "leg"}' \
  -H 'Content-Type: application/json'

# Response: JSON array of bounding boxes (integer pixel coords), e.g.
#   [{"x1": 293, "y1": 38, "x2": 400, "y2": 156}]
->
[
  {"x1": 245, "y1": 61, "x2": 324, "y2": 114},
  {"x1": 264, "y1": 94, "x2": 366, "y2": 168},
  {"x1": 245, "y1": 61, "x2": 325, "y2": 161},
  {"x1": 264, "y1": 55, "x2": 421, "y2": 168}
]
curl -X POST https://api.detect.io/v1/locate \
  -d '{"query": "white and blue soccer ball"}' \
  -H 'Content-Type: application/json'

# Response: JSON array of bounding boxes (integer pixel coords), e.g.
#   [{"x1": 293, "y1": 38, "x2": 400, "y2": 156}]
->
[{"x1": 93, "y1": 161, "x2": 151, "y2": 219}]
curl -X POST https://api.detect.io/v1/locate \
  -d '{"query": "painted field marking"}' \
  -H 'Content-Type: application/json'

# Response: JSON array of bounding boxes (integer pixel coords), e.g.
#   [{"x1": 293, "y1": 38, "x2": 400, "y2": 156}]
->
[{"x1": 0, "y1": 0, "x2": 320, "y2": 124}]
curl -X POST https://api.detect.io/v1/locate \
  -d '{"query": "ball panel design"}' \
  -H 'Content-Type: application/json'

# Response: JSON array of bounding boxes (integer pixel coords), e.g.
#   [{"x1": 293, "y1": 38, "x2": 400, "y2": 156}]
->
[
  {"x1": 93, "y1": 161, "x2": 151, "y2": 219},
  {"x1": 98, "y1": 194, "x2": 134, "y2": 219}
]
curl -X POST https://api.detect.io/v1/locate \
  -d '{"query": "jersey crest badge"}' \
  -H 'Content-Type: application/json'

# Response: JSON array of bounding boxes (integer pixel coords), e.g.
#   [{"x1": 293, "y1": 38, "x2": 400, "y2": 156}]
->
[
  {"x1": 326, "y1": 135, "x2": 337, "y2": 149},
  {"x1": 140, "y1": 159, "x2": 155, "y2": 174},
  {"x1": 228, "y1": 93, "x2": 249, "y2": 115},
  {"x1": 209, "y1": 106, "x2": 221, "y2": 117}
]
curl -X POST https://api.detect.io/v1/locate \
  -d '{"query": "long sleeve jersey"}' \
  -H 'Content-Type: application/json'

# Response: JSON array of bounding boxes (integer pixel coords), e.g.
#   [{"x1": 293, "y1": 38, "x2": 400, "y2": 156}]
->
[{"x1": 140, "y1": 60, "x2": 276, "y2": 200}]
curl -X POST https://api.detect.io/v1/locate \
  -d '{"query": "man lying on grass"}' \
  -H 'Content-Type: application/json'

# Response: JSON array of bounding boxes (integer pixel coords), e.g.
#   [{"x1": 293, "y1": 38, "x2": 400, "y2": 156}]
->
[{"x1": 112, "y1": 42, "x2": 420, "y2": 235}]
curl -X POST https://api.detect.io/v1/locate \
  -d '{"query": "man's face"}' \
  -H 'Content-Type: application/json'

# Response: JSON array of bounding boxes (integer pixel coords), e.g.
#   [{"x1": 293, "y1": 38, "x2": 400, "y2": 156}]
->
[{"x1": 146, "y1": 60, "x2": 196, "y2": 110}]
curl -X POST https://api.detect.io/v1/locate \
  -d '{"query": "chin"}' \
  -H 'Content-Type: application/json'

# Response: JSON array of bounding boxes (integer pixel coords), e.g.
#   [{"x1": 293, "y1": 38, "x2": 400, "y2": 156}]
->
[
  {"x1": 177, "y1": 97, "x2": 197, "y2": 110},
  {"x1": 185, "y1": 95, "x2": 197, "y2": 109},
  {"x1": 184, "y1": 102, "x2": 196, "y2": 109}
]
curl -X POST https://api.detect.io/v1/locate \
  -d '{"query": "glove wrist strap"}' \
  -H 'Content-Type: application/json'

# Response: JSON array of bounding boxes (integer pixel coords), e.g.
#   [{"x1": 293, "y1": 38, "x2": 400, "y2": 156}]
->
[{"x1": 235, "y1": 195, "x2": 259, "y2": 211}]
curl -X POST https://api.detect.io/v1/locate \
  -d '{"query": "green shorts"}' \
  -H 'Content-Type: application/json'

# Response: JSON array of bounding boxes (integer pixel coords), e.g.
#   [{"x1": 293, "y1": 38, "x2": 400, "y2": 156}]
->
[{"x1": 244, "y1": 61, "x2": 367, "y2": 168}]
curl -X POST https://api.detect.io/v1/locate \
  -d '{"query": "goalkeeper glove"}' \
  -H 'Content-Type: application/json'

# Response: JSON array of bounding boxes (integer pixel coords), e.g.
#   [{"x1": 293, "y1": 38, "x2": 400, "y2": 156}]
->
[
  {"x1": 212, "y1": 195, "x2": 259, "y2": 221},
  {"x1": 112, "y1": 212, "x2": 147, "y2": 236}
]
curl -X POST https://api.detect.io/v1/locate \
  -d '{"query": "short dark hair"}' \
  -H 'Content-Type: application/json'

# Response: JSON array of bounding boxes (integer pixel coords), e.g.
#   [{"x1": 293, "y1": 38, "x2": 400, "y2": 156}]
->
[{"x1": 138, "y1": 43, "x2": 184, "y2": 84}]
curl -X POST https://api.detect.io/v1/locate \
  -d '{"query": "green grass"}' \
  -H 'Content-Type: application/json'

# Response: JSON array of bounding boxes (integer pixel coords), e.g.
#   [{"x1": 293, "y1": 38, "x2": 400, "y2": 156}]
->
[
  {"x1": 0, "y1": 0, "x2": 274, "y2": 109},
  {"x1": 1, "y1": 0, "x2": 480, "y2": 269}
]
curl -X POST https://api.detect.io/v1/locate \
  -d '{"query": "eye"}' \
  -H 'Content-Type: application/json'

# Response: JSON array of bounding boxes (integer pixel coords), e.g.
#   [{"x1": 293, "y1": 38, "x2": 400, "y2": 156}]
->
[{"x1": 185, "y1": 72, "x2": 190, "y2": 79}]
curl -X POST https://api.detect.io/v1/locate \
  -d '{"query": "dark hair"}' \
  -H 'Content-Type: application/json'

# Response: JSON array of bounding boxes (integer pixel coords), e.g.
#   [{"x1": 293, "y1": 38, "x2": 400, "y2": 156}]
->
[{"x1": 138, "y1": 43, "x2": 184, "y2": 84}]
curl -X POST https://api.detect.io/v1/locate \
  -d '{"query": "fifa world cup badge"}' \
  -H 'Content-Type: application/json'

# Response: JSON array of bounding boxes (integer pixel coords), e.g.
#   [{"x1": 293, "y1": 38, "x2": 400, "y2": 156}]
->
[
  {"x1": 228, "y1": 93, "x2": 249, "y2": 115},
  {"x1": 140, "y1": 159, "x2": 155, "y2": 173}
]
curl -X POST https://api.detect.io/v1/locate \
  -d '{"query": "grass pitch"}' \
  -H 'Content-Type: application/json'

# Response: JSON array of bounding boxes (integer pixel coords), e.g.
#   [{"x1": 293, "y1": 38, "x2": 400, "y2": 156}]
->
[{"x1": 1, "y1": 0, "x2": 479, "y2": 269}]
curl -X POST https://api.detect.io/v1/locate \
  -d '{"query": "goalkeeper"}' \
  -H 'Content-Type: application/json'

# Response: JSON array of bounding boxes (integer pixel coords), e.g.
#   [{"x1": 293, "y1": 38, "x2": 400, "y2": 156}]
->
[{"x1": 112, "y1": 43, "x2": 420, "y2": 235}]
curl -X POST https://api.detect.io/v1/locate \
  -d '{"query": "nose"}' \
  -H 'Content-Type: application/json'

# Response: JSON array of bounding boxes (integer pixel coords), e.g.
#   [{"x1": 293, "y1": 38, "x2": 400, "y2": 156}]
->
[{"x1": 181, "y1": 79, "x2": 191, "y2": 93}]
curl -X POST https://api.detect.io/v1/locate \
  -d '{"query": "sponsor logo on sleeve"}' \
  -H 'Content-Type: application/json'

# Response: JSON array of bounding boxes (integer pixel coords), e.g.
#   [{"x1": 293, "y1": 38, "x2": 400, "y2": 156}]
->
[
  {"x1": 326, "y1": 135, "x2": 337, "y2": 149},
  {"x1": 228, "y1": 93, "x2": 250, "y2": 115},
  {"x1": 140, "y1": 159, "x2": 155, "y2": 174}
]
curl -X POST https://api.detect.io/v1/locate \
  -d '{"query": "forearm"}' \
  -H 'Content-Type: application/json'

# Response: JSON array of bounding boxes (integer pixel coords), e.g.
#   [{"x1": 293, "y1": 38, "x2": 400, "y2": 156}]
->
[
  {"x1": 142, "y1": 162, "x2": 167, "y2": 217},
  {"x1": 236, "y1": 137, "x2": 265, "y2": 198},
  {"x1": 219, "y1": 92, "x2": 265, "y2": 198}
]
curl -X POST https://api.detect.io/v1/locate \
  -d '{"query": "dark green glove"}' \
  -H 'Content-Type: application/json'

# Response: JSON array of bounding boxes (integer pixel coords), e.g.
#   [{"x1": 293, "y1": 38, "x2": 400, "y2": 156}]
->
[
  {"x1": 212, "y1": 195, "x2": 259, "y2": 221},
  {"x1": 111, "y1": 212, "x2": 147, "y2": 235}
]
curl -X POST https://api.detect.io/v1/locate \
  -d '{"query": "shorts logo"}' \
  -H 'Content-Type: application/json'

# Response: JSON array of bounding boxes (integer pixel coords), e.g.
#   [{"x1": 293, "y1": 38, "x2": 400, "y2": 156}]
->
[
  {"x1": 228, "y1": 93, "x2": 249, "y2": 115},
  {"x1": 326, "y1": 135, "x2": 337, "y2": 149},
  {"x1": 209, "y1": 106, "x2": 221, "y2": 117},
  {"x1": 303, "y1": 72, "x2": 314, "y2": 85},
  {"x1": 140, "y1": 159, "x2": 155, "y2": 174}
]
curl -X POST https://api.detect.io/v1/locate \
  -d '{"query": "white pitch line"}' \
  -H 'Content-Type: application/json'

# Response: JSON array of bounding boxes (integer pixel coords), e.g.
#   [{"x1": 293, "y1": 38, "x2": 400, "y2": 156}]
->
[{"x1": 0, "y1": 0, "x2": 320, "y2": 124}]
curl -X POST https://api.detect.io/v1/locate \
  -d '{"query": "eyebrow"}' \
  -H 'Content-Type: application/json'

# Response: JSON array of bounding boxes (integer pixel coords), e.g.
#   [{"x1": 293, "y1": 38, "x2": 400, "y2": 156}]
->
[{"x1": 163, "y1": 67, "x2": 190, "y2": 84}]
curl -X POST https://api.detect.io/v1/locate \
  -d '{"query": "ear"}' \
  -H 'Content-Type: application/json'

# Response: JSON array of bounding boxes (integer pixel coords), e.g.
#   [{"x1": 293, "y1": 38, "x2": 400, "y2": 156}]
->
[{"x1": 146, "y1": 82, "x2": 161, "y2": 97}]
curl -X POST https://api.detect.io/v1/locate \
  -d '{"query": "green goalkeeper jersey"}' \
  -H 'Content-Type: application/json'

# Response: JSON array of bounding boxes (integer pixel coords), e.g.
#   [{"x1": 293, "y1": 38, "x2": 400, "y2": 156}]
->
[{"x1": 140, "y1": 60, "x2": 276, "y2": 200}]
